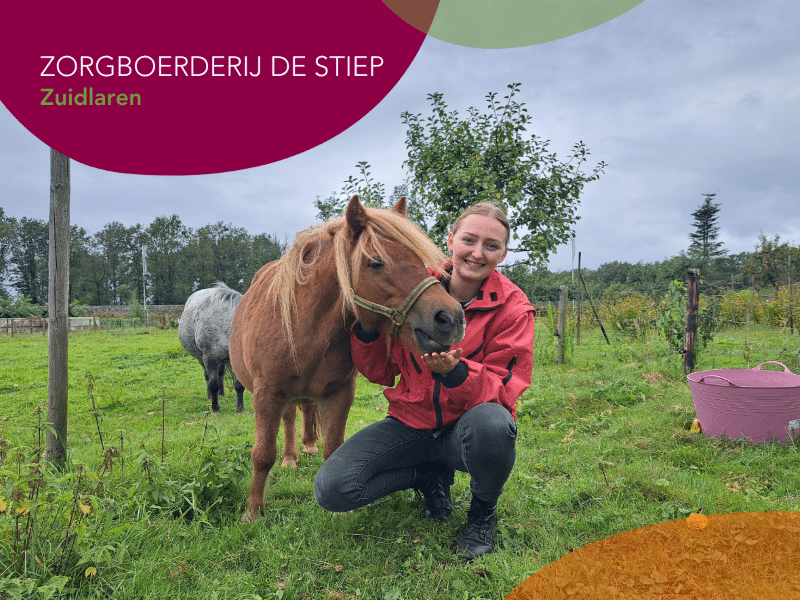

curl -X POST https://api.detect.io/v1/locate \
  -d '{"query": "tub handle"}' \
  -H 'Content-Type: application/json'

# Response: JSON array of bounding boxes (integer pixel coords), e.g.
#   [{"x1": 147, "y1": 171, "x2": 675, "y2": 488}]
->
[
  {"x1": 696, "y1": 374, "x2": 739, "y2": 387},
  {"x1": 753, "y1": 361, "x2": 793, "y2": 374}
]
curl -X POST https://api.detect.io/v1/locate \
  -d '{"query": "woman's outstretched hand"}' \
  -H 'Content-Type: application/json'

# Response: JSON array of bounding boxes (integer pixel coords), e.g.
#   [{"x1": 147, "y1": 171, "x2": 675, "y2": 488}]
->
[{"x1": 421, "y1": 347, "x2": 463, "y2": 374}]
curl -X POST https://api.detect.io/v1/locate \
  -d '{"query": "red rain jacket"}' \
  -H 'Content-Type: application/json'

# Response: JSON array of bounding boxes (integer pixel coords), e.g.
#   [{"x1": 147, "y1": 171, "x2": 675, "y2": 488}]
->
[{"x1": 351, "y1": 269, "x2": 535, "y2": 430}]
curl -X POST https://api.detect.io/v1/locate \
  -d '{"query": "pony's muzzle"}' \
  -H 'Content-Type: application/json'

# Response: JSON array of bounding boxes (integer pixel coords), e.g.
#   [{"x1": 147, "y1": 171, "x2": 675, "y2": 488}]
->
[
  {"x1": 433, "y1": 308, "x2": 465, "y2": 341},
  {"x1": 419, "y1": 305, "x2": 464, "y2": 350}
]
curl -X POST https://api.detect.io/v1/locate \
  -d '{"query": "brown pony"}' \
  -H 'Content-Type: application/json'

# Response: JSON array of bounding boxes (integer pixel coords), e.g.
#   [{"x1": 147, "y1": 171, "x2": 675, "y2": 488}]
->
[{"x1": 230, "y1": 195, "x2": 465, "y2": 522}]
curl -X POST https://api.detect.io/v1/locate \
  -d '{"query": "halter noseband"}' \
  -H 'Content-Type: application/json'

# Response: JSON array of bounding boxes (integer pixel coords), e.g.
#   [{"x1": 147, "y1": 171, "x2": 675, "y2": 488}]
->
[{"x1": 351, "y1": 276, "x2": 440, "y2": 338}]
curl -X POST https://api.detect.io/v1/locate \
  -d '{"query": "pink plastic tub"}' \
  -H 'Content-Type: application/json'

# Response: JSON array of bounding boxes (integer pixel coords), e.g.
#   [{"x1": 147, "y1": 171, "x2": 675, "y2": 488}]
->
[{"x1": 687, "y1": 361, "x2": 800, "y2": 444}]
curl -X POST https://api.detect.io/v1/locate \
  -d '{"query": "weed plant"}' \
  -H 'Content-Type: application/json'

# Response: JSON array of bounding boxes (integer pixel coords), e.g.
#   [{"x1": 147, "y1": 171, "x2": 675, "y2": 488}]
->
[{"x1": 1, "y1": 327, "x2": 800, "y2": 599}]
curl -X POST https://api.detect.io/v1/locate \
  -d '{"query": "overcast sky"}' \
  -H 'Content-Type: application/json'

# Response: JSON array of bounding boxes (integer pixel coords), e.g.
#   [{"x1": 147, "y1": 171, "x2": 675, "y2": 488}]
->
[{"x1": 1, "y1": 0, "x2": 797, "y2": 273}]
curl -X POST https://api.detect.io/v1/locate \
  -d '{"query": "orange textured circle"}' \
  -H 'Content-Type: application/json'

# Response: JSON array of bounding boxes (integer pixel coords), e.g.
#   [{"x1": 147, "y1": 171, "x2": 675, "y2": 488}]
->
[{"x1": 505, "y1": 511, "x2": 800, "y2": 600}]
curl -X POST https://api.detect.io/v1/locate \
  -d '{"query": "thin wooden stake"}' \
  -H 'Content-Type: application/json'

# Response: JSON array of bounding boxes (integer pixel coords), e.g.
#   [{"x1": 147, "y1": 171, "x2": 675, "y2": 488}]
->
[
  {"x1": 557, "y1": 285, "x2": 567, "y2": 364},
  {"x1": 789, "y1": 254, "x2": 794, "y2": 334},
  {"x1": 86, "y1": 371, "x2": 104, "y2": 451},
  {"x1": 161, "y1": 388, "x2": 166, "y2": 463},
  {"x1": 576, "y1": 252, "x2": 582, "y2": 345},
  {"x1": 578, "y1": 271, "x2": 610, "y2": 345}
]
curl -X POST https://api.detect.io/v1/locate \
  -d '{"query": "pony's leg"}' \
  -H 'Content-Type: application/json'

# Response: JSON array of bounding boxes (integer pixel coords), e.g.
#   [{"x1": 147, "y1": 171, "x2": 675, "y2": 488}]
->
[
  {"x1": 199, "y1": 359, "x2": 211, "y2": 403},
  {"x1": 204, "y1": 358, "x2": 222, "y2": 412},
  {"x1": 318, "y1": 375, "x2": 357, "y2": 460},
  {"x1": 243, "y1": 388, "x2": 284, "y2": 523},
  {"x1": 217, "y1": 362, "x2": 226, "y2": 397},
  {"x1": 280, "y1": 404, "x2": 299, "y2": 468},
  {"x1": 232, "y1": 367, "x2": 245, "y2": 413},
  {"x1": 300, "y1": 401, "x2": 318, "y2": 456}
]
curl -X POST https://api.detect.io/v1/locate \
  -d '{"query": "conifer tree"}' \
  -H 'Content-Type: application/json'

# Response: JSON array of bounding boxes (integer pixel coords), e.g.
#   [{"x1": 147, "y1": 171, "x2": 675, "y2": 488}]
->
[{"x1": 688, "y1": 192, "x2": 725, "y2": 260}]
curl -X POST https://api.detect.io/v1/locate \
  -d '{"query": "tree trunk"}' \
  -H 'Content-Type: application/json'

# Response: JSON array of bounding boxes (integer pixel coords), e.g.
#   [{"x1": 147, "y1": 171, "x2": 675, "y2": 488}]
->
[{"x1": 46, "y1": 149, "x2": 70, "y2": 468}]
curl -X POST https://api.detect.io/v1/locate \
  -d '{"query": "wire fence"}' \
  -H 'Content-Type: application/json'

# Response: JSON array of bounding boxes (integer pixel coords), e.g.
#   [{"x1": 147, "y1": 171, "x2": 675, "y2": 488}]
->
[
  {"x1": 0, "y1": 312, "x2": 182, "y2": 335},
  {"x1": 534, "y1": 283, "x2": 800, "y2": 373}
]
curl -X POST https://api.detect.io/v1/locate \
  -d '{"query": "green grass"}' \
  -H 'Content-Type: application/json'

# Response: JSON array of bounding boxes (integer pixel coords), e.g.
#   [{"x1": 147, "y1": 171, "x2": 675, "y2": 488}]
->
[{"x1": 1, "y1": 326, "x2": 800, "y2": 599}]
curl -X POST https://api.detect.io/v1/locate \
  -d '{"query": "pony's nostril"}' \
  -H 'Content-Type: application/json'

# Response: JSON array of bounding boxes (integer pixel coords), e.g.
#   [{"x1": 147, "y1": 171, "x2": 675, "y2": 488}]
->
[{"x1": 434, "y1": 309, "x2": 455, "y2": 330}]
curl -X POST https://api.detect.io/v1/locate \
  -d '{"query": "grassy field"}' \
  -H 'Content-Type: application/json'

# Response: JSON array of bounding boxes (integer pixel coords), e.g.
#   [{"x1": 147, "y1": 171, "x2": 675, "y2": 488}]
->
[{"x1": 1, "y1": 325, "x2": 799, "y2": 599}]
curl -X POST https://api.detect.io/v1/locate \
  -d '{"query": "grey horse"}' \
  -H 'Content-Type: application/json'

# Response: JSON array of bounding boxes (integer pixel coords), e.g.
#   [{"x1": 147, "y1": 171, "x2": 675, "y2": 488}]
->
[{"x1": 179, "y1": 282, "x2": 246, "y2": 413}]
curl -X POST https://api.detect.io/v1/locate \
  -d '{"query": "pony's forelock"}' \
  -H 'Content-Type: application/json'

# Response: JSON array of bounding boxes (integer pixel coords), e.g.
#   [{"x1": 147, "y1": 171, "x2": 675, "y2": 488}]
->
[{"x1": 342, "y1": 206, "x2": 446, "y2": 316}]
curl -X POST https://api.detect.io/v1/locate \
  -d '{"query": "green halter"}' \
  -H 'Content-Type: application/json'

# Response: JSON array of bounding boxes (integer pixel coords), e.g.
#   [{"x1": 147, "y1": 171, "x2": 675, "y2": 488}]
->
[{"x1": 351, "y1": 276, "x2": 440, "y2": 337}]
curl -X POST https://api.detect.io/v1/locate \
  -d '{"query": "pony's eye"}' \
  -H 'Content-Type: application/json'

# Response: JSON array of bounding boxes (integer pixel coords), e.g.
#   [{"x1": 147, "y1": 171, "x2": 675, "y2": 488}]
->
[{"x1": 367, "y1": 258, "x2": 385, "y2": 271}]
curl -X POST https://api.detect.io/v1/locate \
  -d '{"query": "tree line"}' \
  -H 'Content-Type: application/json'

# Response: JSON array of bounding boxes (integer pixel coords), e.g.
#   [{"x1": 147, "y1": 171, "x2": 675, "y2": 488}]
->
[
  {"x1": 3, "y1": 201, "x2": 797, "y2": 313},
  {"x1": 507, "y1": 235, "x2": 800, "y2": 304},
  {"x1": 0, "y1": 207, "x2": 284, "y2": 311}
]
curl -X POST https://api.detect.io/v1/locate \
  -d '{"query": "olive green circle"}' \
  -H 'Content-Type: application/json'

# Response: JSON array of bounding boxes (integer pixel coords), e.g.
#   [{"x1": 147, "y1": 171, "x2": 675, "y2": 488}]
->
[{"x1": 427, "y1": 0, "x2": 646, "y2": 49}]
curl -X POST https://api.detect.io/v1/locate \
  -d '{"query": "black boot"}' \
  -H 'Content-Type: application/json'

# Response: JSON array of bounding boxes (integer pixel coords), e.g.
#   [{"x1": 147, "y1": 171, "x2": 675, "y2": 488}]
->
[
  {"x1": 457, "y1": 495, "x2": 497, "y2": 560},
  {"x1": 413, "y1": 463, "x2": 454, "y2": 522}
]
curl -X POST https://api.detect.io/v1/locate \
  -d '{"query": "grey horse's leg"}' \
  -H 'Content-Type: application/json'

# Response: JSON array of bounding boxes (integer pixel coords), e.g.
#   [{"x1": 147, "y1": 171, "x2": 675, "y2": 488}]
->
[
  {"x1": 205, "y1": 358, "x2": 222, "y2": 412},
  {"x1": 217, "y1": 361, "x2": 226, "y2": 397},
  {"x1": 198, "y1": 358, "x2": 214, "y2": 409}
]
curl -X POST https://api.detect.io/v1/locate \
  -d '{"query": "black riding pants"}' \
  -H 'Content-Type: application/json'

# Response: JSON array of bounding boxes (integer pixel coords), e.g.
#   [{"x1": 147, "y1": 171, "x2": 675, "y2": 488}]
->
[{"x1": 314, "y1": 402, "x2": 517, "y2": 511}]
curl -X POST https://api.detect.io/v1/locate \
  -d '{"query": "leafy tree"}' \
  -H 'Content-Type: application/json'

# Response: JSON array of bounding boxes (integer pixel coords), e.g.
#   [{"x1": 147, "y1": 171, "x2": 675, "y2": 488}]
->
[
  {"x1": 246, "y1": 233, "x2": 285, "y2": 284},
  {"x1": 94, "y1": 221, "x2": 143, "y2": 305},
  {"x1": 501, "y1": 262, "x2": 565, "y2": 302},
  {"x1": 401, "y1": 84, "x2": 605, "y2": 260},
  {"x1": 703, "y1": 252, "x2": 748, "y2": 289},
  {"x1": 595, "y1": 261, "x2": 633, "y2": 286},
  {"x1": 688, "y1": 193, "x2": 725, "y2": 262},
  {"x1": 9, "y1": 216, "x2": 49, "y2": 304},
  {"x1": 68, "y1": 225, "x2": 103, "y2": 304},
  {"x1": 314, "y1": 161, "x2": 385, "y2": 219},
  {"x1": 740, "y1": 234, "x2": 799, "y2": 290},
  {"x1": 314, "y1": 84, "x2": 605, "y2": 263},
  {"x1": 143, "y1": 215, "x2": 192, "y2": 304},
  {"x1": 0, "y1": 293, "x2": 45, "y2": 317},
  {"x1": 188, "y1": 222, "x2": 252, "y2": 290},
  {"x1": 0, "y1": 207, "x2": 15, "y2": 291},
  {"x1": 314, "y1": 161, "x2": 407, "y2": 221}
]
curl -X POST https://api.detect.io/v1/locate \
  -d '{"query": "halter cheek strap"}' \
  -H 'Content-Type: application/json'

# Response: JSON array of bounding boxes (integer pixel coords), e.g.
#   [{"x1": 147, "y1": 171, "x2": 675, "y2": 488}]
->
[{"x1": 351, "y1": 276, "x2": 440, "y2": 337}]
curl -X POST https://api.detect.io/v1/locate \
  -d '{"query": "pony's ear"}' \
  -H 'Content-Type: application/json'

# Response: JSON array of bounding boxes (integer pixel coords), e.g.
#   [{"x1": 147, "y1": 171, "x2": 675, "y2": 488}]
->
[
  {"x1": 345, "y1": 194, "x2": 368, "y2": 240},
  {"x1": 391, "y1": 196, "x2": 407, "y2": 217}
]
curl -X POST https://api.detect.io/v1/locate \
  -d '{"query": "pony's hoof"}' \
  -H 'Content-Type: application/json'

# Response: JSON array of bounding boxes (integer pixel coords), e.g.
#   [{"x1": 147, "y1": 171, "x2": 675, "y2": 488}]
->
[
  {"x1": 241, "y1": 509, "x2": 259, "y2": 523},
  {"x1": 281, "y1": 456, "x2": 298, "y2": 469},
  {"x1": 302, "y1": 444, "x2": 319, "y2": 456}
]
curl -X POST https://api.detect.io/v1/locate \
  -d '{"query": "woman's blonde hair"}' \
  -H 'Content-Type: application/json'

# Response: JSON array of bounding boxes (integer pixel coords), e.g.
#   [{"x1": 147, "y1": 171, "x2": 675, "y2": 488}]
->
[{"x1": 450, "y1": 201, "x2": 510, "y2": 246}]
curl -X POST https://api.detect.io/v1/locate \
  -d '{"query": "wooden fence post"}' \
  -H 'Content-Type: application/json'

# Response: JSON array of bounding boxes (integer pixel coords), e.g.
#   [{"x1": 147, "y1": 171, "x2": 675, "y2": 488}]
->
[
  {"x1": 46, "y1": 149, "x2": 70, "y2": 469},
  {"x1": 684, "y1": 269, "x2": 700, "y2": 374},
  {"x1": 557, "y1": 285, "x2": 568, "y2": 364}
]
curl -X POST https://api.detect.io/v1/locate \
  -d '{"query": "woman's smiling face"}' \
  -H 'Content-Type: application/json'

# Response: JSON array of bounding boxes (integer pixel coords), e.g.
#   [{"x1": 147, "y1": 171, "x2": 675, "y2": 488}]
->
[{"x1": 447, "y1": 214, "x2": 508, "y2": 284}]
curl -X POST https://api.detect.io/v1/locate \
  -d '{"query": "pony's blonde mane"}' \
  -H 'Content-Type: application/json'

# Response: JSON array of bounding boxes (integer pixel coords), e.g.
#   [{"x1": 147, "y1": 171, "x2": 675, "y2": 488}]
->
[{"x1": 267, "y1": 207, "x2": 447, "y2": 363}]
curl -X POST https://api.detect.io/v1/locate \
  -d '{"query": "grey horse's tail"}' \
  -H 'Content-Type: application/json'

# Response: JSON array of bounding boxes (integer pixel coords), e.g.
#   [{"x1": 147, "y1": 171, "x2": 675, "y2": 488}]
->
[{"x1": 211, "y1": 281, "x2": 243, "y2": 307}]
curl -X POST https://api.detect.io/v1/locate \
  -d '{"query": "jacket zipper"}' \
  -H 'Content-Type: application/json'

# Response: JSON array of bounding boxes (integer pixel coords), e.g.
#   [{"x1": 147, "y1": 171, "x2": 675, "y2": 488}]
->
[{"x1": 432, "y1": 380, "x2": 443, "y2": 429}]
